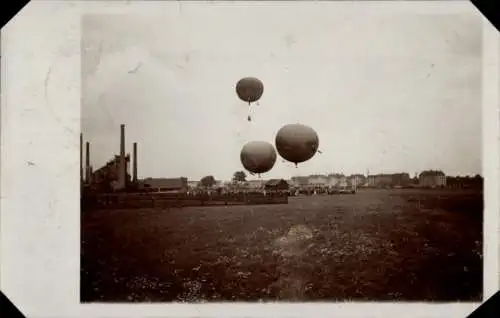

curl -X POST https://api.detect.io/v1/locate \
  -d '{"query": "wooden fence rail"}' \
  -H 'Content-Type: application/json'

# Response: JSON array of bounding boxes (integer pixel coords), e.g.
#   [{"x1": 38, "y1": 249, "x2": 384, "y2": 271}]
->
[{"x1": 81, "y1": 192, "x2": 289, "y2": 210}]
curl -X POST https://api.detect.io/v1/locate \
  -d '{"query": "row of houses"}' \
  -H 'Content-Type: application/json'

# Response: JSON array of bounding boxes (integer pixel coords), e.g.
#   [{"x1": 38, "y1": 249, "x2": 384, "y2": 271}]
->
[
  {"x1": 366, "y1": 171, "x2": 476, "y2": 188},
  {"x1": 138, "y1": 174, "x2": 362, "y2": 193},
  {"x1": 288, "y1": 171, "x2": 479, "y2": 189},
  {"x1": 87, "y1": 162, "x2": 481, "y2": 195},
  {"x1": 290, "y1": 174, "x2": 357, "y2": 188},
  {"x1": 291, "y1": 171, "x2": 446, "y2": 188},
  {"x1": 137, "y1": 170, "x2": 482, "y2": 194}
]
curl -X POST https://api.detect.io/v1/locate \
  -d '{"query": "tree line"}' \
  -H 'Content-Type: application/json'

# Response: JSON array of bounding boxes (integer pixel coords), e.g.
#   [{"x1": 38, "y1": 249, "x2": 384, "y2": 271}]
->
[{"x1": 199, "y1": 171, "x2": 248, "y2": 188}]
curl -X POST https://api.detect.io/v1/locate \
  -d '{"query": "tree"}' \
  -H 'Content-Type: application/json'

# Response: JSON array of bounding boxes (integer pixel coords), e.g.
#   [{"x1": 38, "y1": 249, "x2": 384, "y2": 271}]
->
[
  {"x1": 200, "y1": 175, "x2": 216, "y2": 188},
  {"x1": 233, "y1": 171, "x2": 247, "y2": 182}
]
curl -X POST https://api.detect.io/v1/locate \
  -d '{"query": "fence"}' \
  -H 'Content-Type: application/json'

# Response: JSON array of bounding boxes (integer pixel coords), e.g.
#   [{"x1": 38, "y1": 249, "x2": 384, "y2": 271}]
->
[{"x1": 81, "y1": 192, "x2": 289, "y2": 210}]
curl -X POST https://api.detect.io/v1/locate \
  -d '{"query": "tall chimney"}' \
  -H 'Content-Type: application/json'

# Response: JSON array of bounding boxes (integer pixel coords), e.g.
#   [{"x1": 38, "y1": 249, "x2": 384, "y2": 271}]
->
[
  {"x1": 85, "y1": 141, "x2": 90, "y2": 183},
  {"x1": 133, "y1": 142, "x2": 138, "y2": 182},
  {"x1": 119, "y1": 124, "x2": 126, "y2": 189},
  {"x1": 89, "y1": 165, "x2": 93, "y2": 183},
  {"x1": 80, "y1": 133, "x2": 83, "y2": 184}
]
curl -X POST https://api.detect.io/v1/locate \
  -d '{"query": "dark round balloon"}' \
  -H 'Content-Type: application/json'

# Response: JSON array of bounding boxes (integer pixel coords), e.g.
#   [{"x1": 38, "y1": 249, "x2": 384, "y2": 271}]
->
[
  {"x1": 235, "y1": 77, "x2": 264, "y2": 104},
  {"x1": 240, "y1": 141, "x2": 277, "y2": 174},
  {"x1": 275, "y1": 124, "x2": 319, "y2": 164}
]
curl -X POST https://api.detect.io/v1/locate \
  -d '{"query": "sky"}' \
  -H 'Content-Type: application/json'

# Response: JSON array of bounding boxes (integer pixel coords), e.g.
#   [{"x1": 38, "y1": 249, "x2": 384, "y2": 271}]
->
[{"x1": 81, "y1": 2, "x2": 483, "y2": 181}]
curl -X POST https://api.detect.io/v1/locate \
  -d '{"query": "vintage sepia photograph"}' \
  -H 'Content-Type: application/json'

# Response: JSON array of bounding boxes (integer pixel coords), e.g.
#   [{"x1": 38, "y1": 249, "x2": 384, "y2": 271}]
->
[{"x1": 80, "y1": 3, "x2": 484, "y2": 302}]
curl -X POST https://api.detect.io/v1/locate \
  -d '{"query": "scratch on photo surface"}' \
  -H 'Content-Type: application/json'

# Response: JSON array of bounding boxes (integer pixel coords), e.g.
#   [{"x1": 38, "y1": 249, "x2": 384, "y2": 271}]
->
[{"x1": 128, "y1": 62, "x2": 142, "y2": 74}]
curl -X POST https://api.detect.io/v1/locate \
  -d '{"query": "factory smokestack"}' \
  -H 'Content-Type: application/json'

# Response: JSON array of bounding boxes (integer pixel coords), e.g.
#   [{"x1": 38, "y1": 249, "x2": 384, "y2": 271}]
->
[
  {"x1": 80, "y1": 133, "x2": 83, "y2": 184},
  {"x1": 133, "y1": 142, "x2": 138, "y2": 182},
  {"x1": 119, "y1": 124, "x2": 126, "y2": 189},
  {"x1": 89, "y1": 166, "x2": 93, "y2": 183},
  {"x1": 85, "y1": 141, "x2": 90, "y2": 183}
]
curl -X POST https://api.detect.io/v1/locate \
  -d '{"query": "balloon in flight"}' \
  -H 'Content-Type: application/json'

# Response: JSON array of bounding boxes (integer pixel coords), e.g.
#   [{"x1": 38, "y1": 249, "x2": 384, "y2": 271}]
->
[
  {"x1": 236, "y1": 77, "x2": 264, "y2": 105},
  {"x1": 235, "y1": 77, "x2": 264, "y2": 122},
  {"x1": 275, "y1": 123, "x2": 319, "y2": 166},
  {"x1": 240, "y1": 141, "x2": 277, "y2": 175}
]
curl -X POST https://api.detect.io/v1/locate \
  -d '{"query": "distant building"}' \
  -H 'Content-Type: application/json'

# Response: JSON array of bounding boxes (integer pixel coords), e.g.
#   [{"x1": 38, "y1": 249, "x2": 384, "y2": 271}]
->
[
  {"x1": 327, "y1": 173, "x2": 345, "y2": 187},
  {"x1": 226, "y1": 180, "x2": 248, "y2": 191},
  {"x1": 365, "y1": 173, "x2": 410, "y2": 188},
  {"x1": 187, "y1": 180, "x2": 199, "y2": 189},
  {"x1": 348, "y1": 174, "x2": 366, "y2": 187},
  {"x1": 336, "y1": 177, "x2": 353, "y2": 189},
  {"x1": 307, "y1": 175, "x2": 329, "y2": 187},
  {"x1": 391, "y1": 173, "x2": 411, "y2": 187},
  {"x1": 247, "y1": 180, "x2": 266, "y2": 189},
  {"x1": 141, "y1": 177, "x2": 188, "y2": 193},
  {"x1": 290, "y1": 172, "x2": 412, "y2": 189},
  {"x1": 419, "y1": 170, "x2": 446, "y2": 188},
  {"x1": 290, "y1": 174, "x2": 352, "y2": 188},
  {"x1": 290, "y1": 176, "x2": 309, "y2": 187},
  {"x1": 265, "y1": 179, "x2": 290, "y2": 191},
  {"x1": 367, "y1": 174, "x2": 393, "y2": 188}
]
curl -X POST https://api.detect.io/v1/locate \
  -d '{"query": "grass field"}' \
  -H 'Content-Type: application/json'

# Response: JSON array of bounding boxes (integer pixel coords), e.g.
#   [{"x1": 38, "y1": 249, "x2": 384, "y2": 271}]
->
[{"x1": 80, "y1": 188, "x2": 483, "y2": 302}]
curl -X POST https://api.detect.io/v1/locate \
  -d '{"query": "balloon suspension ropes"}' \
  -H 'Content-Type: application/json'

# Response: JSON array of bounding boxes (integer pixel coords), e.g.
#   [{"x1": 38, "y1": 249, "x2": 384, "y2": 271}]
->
[{"x1": 247, "y1": 99, "x2": 252, "y2": 122}]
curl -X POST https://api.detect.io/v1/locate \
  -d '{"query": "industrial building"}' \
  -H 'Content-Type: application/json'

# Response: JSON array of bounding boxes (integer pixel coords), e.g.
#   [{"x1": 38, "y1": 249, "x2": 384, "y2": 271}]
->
[
  {"x1": 80, "y1": 124, "x2": 139, "y2": 193},
  {"x1": 141, "y1": 177, "x2": 189, "y2": 193}
]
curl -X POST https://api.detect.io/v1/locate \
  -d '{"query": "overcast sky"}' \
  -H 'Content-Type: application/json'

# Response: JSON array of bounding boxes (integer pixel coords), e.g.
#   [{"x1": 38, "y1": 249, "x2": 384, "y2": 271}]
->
[{"x1": 81, "y1": 3, "x2": 482, "y2": 181}]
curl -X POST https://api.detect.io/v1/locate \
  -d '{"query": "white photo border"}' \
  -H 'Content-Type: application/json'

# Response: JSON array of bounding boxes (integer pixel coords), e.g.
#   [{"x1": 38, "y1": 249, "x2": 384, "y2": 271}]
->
[{"x1": 0, "y1": 1, "x2": 498, "y2": 317}]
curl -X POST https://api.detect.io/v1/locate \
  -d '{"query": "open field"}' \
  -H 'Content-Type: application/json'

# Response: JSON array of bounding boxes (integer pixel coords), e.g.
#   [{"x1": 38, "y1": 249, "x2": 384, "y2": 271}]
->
[{"x1": 81, "y1": 188, "x2": 483, "y2": 302}]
